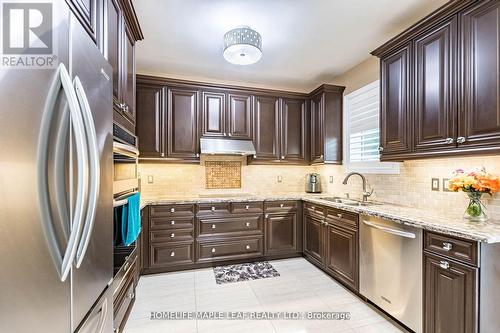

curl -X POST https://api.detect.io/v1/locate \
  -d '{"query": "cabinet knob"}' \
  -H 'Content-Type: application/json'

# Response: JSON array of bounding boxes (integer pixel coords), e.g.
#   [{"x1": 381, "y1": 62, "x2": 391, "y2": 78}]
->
[
  {"x1": 280, "y1": 203, "x2": 284, "y2": 208},
  {"x1": 457, "y1": 136, "x2": 466, "y2": 144},
  {"x1": 245, "y1": 222, "x2": 250, "y2": 227},
  {"x1": 211, "y1": 248, "x2": 216, "y2": 253},
  {"x1": 170, "y1": 251, "x2": 175, "y2": 257},
  {"x1": 337, "y1": 213, "x2": 343, "y2": 219},
  {"x1": 170, "y1": 233, "x2": 175, "y2": 238},
  {"x1": 223, "y1": 132, "x2": 227, "y2": 136},
  {"x1": 211, "y1": 206, "x2": 216, "y2": 212},
  {"x1": 211, "y1": 224, "x2": 216, "y2": 229},
  {"x1": 196, "y1": 153, "x2": 200, "y2": 158},
  {"x1": 228, "y1": 133, "x2": 232, "y2": 137},
  {"x1": 439, "y1": 260, "x2": 450, "y2": 269},
  {"x1": 245, "y1": 245, "x2": 250, "y2": 250},
  {"x1": 170, "y1": 220, "x2": 175, "y2": 225},
  {"x1": 442, "y1": 242, "x2": 453, "y2": 251},
  {"x1": 445, "y1": 137, "x2": 454, "y2": 144},
  {"x1": 245, "y1": 205, "x2": 250, "y2": 210},
  {"x1": 170, "y1": 208, "x2": 175, "y2": 213},
  {"x1": 253, "y1": 154, "x2": 257, "y2": 159},
  {"x1": 378, "y1": 147, "x2": 384, "y2": 152},
  {"x1": 161, "y1": 152, "x2": 165, "y2": 157},
  {"x1": 265, "y1": 214, "x2": 269, "y2": 218},
  {"x1": 320, "y1": 154, "x2": 324, "y2": 159},
  {"x1": 127, "y1": 292, "x2": 135, "y2": 299},
  {"x1": 281, "y1": 155, "x2": 285, "y2": 159}
]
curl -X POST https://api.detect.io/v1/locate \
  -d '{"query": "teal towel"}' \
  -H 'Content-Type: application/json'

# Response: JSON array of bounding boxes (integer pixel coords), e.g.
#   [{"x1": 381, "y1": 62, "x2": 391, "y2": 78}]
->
[{"x1": 121, "y1": 192, "x2": 141, "y2": 246}]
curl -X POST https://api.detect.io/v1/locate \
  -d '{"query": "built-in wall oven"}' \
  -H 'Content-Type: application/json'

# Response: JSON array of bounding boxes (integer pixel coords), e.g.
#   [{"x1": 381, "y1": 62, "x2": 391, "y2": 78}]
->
[{"x1": 113, "y1": 123, "x2": 139, "y2": 276}]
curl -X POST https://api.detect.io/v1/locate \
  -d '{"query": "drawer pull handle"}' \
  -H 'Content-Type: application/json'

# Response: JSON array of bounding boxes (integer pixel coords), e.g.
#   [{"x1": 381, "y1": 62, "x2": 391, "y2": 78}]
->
[
  {"x1": 265, "y1": 214, "x2": 269, "y2": 218},
  {"x1": 245, "y1": 205, "x2": 250, "y2": 210},
  {"x1": 442, "y1": 242, "x2": 452, "y2": 251},
  {"x1": 170, "y1": 251, "x2": 175, "y2": 257},
  {"x1": 280, "y1": 203, "x2": 284, "y2": 208},
  {"x1": 171, "y1": 220, "x2": 175, "y2": 225},
  {"x1": 170, "y1": 233, "x2": 175, "y2": 238},
  {"x1": 211, "y1": 248, "x2": 216, "y2": 253},
  {"x1": 211, "y1": 206, "x2": 216, "y2": 212},
  {"x1": 337, "y1": 213, "x2": 343, "y2": 218},
  {"x1": 211, "y1": 224, "x2": 216, "y2": 229},
  {"x1": 127, "y1": 292, "x2": 135, "y2": 299},
  {"x1": 245, "y1": 222, "x2": 250, "y2": 227},
  {"x1": 439, "y1": 261, "x2": 450, "y2": 269},
  {"x1": 245, "y1": 245, "x2": 250, "y2": 250},
  {"x1": 170, "y1": 208, "x2": 175, "y2": 213}
]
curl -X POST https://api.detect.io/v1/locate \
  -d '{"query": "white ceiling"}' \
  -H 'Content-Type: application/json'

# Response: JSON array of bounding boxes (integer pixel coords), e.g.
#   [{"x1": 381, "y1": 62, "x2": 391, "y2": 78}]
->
[{"x1": 134, "y1": 0, "x2": 448, "y2": 92}]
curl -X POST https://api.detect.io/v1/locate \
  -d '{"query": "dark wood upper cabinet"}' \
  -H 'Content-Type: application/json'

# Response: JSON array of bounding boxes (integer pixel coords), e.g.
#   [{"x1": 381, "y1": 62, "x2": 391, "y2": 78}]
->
[
  {"x1": 106, "y1": 0, "x2": 121, "y2": 104},
  {"x1": 265, "y1": 212, "x2": 300, "y2": 255},
  {"x1": 136, "y1": 81, "x2": 165, "y2": 158},
  {"x1": 228, "y1": 93, "x2": 253, "y2": 140},
  {"x1": 325, "y1": 223, "x2": 358, "y2": 291},
  {"x1": 202, "y1": 92, "x2": 225, "y2": 137},
  {"x1": 303, "y1": 213, "x2": 325, "y2": 266},
  {"x1": 167, "y1": 88, "x2": 200, "y2": 160},
  {"x1": 310, "y1": 93, "x2": 324, "y2": 163},
  {"x1": 459, "y1": 0, "x2": 500, "y2": 150},
  {"x1": 122, "y1": 26, "x2": 136, "y2": 126},
  {"x1": 380, "y1": 44, "x2": 412, "y2": 156},
  {"x1": 67, "y1": 0, "x2": 100, "y2": 44},
  {"x1": 280, "y1": 98, "x2": 307, "y2": 163},
  {"x1": 414, "y1": 17, "x2": 457, "y2": 152},
  {"x1": 253, "y1": 96, "x2": 280, "y2": 161},
  {"x1": 310, "y1": 85, "x2": 344, "y2": 164},
  {"x1": 106, "y1": 0, "x2": 143, "y2": 134},
  {"x1": 374, "y1": 0, "x2": 500, "y2": 160},
  {"x1": 424, "y1": 253, "x2": 477, "y2": 333}
]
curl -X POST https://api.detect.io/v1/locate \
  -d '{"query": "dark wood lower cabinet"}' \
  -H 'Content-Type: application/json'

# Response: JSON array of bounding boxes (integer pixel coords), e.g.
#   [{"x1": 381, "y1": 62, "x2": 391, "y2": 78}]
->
[
  {"x1": 265, "y1": 211, "x2": 302, "y2": 255},
  {"x1": 424, "y1": 252, "x2": 477, "y2": 333},
  {"x1": 303, "y1": 213, "x2": 325, "y2": 266},
  {"x1": 325, "y1": 223, "x2": 358, "y2": 290}
]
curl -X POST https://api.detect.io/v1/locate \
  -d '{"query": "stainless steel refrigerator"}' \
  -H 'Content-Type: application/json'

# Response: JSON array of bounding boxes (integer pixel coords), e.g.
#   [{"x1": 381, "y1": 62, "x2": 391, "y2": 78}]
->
[{"x1": 0, "y1": 1, "x2": 113, "y2": 332}]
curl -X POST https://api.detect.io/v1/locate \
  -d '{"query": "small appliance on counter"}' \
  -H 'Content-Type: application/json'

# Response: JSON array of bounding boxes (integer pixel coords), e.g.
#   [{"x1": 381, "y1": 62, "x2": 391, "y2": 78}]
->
[{"x1": 305, "y1": 173, "x2": 322, "y2": 193}]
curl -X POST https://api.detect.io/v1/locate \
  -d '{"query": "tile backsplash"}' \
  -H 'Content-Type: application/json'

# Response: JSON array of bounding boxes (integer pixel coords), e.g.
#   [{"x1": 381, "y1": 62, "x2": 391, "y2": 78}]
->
[{"x1": 137, "y1": 155, "x2": 500, "y2": 217}]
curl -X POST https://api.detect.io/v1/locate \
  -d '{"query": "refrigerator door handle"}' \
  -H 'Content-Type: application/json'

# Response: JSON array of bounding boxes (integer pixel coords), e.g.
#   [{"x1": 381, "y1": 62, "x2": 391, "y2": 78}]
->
[
  {"x1": 73, "y1": 76, "x2": 101, "y2": 268},
  {"x1": 37, "y1": 63, "x2": 89, "y2": 282}
]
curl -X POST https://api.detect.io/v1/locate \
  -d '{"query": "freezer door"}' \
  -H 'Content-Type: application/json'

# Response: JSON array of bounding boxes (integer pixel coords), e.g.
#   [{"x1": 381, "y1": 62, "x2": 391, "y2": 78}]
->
[
  {"x1": 69, "y1": 13, "x2": 113, "y2": 331},
  {"x1": 0, "y1": 1, "x2": 75, "y2": 332},
  {"x1": 75, "y1": 287, "x2": 113, "y2": 333}
]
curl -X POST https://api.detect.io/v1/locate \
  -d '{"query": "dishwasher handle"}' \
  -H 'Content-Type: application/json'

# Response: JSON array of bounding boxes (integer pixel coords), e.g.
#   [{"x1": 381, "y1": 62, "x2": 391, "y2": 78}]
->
[{"x1": 362, "y1": 220, "x2": 416, "y2": 239}]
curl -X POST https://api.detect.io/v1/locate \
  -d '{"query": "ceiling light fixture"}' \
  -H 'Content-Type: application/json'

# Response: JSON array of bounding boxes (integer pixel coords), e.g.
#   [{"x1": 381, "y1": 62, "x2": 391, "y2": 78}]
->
[{"x1": 223, "y1": 26, "x2": 262, "y2": 65}]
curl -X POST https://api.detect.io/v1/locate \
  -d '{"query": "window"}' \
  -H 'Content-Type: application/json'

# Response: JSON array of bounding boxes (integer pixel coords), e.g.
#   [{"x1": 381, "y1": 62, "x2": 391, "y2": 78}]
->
[{"x1": 343, "y1": 80, "x2": 399, "y2": 174}]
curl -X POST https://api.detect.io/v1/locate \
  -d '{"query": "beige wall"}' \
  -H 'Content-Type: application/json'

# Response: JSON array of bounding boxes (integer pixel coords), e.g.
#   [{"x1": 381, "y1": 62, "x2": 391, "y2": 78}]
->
[{"x1": 327, "y1": 56, "x2": 379, "y2": 95}]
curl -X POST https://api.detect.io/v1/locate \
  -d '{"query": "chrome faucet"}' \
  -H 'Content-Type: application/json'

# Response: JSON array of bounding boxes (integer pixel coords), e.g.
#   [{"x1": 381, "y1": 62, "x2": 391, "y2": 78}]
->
[{"x1": 342, "y1": 172, "x2": 373, "y2": 202}]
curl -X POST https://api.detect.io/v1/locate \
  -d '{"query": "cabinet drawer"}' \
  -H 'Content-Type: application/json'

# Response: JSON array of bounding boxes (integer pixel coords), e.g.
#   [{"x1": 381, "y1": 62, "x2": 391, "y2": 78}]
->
[
  {"x1": 265, "y1": 201, "x2": 300, "y2": 212},
  {"x1": 326, "y1": 208, "x2": 358, "y2": 229},
  {"x1": 150, "y1": 204, "x2": 195, "y2": 217},
  {"x1": 303, "y1": 203, "x2": 325, "y2": 217},
  {"x1": 150, "y1": 216, "x2": 194, "y2": 230},
  {"x1": 149, "y1": 242, "x2": 194, "y2": 268},
  {"x1": 232, "y1": 201, "x2": 264, "y2": 214},
  {"x1": 197, "y1": 236, "x2": 263, "y2": 262},
  {"x1": 197, "y1": 203, "x2": 231, "y2": 215},
  {"x1": 149, "y1": 229, "x2": 193, "y2": 244},
  {"x1": 197, "y1": 215, "x2": 263, "y2": 237},
  {"x1": 424, "y1": 231, "x2": 478, "y2": 266}
]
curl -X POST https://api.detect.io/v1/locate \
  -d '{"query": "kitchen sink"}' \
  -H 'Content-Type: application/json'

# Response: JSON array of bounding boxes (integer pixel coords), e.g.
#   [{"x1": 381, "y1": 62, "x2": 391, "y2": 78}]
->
[{"x1": 320, "y1": 197, "x2": 381, "y2": 206}]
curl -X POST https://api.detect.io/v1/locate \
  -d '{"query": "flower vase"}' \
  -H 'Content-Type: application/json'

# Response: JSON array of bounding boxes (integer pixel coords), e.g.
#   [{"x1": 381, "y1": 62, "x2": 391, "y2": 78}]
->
[{"x1": 464, "y1": 192, "x2": 487, "y2": 222}]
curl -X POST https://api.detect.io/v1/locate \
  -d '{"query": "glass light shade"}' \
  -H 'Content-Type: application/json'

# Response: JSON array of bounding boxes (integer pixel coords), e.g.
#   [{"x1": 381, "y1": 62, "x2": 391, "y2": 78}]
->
[{"x1": 223, "y1": 26, "x2": 262, "y2": 65}]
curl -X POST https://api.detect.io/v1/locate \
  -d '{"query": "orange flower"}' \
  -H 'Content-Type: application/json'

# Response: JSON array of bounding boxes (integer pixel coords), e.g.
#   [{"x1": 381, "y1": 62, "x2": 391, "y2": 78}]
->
[{"x1": 447, "y1": 168, "x2": 499, "y2": 194}]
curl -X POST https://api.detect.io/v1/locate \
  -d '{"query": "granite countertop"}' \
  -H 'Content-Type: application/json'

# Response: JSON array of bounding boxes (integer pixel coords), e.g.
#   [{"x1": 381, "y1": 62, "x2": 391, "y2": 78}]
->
[{"x1": 140, "y1": 194, "x2": 500, "y2": 243}]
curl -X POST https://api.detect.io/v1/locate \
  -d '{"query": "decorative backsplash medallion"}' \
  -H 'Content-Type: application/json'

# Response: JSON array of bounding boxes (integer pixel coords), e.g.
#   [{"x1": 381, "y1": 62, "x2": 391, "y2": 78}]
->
[{"x1": 205, "y1": 161, "x2": 242, "y2": 189}]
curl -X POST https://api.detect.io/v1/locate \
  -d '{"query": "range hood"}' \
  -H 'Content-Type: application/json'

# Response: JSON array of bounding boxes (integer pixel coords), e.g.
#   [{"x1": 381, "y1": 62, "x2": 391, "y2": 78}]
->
[{"x1": 200, "y1": 138, "x2": 256, "y2": 156}]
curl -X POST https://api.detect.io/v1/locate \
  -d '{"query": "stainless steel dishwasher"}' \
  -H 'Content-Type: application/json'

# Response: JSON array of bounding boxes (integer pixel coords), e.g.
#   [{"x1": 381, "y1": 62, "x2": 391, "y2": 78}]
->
[{"x1": 360, "y1": 215, "x2": 422, "y2": 333}]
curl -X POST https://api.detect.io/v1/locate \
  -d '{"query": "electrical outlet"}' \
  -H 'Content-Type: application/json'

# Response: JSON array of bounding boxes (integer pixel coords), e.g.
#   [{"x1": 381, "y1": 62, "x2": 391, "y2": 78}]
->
[
  {"x1": 431, "y1": 178, "x2": 440, "y2": 191},
  {"x1": 148, "y1": 175, "x2": 154, "y2": 184},
  {"x1": 277, "y1": 175, "x2": 282, "y2": 183},
  {"x1": 329, "y1": 176, "x2": 334, "y2": 183},
  {"x1": 442, "y1": 178, "x2": 451, "y2": 192}
]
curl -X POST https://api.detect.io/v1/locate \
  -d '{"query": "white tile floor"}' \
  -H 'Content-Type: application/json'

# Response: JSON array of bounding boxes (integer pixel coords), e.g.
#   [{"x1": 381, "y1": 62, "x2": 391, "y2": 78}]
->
[{"x1": 124, "y1": 258, "x2": 409, "y2": 333}]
